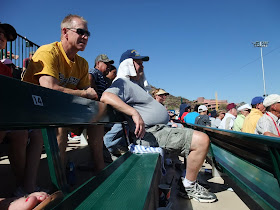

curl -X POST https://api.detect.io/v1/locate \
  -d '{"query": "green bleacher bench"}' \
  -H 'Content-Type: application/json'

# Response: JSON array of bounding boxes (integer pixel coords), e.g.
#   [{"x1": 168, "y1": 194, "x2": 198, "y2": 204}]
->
[
  {"x1": 184, "y1": 123, "x2": 280, "y2": 210},
  {"x1": 0, "y1": 75, "x2": 161, "y2": 209}
]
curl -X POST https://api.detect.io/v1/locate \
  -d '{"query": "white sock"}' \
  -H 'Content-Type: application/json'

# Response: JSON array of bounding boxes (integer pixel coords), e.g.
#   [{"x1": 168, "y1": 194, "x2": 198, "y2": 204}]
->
[{"x1": 182, "y1": 178, "x2": 195, "y2": 188}]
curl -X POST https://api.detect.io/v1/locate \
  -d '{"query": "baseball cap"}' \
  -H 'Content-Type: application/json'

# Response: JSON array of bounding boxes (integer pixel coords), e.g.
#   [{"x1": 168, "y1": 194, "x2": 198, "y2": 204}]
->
[
  {"x1": 95, "y1": 54, "x2": 114, "y2": 64},
  {"x1": 226, "y1": 103, "x2": 236, "y2": 111},
  {"x1": 0, "y1": 23, "x2": 17, "y2": 41},
  {"x1": 251, "y1": 96, "x2": 264, "y2": 105},
  {"x1": 156, "y1": 89, "x2": 169, "y2": 96},
  {"x1": 198, "y1": 105, "x2": 208, "y2": 113},
  {"x1": 210, "y1": 110, "x2": 217, "y2": 118},
  {"x1": 1, "y1": 58, "x2": 15, "y2": 65},
  {"x1": 263, "y1": 94, "x2": 280, "y2": 107},
  {"x1": 237, "y1": 104, "x2": 252, "y2": 111},
  {"x1": 119, "y1": 49, "x2": 149, "y2": 64}
]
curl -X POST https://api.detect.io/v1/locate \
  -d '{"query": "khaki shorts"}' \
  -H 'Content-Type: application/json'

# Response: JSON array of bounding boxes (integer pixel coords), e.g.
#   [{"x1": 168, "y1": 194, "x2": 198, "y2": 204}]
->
[{"x1": 134, "y1": 124, "x2": 194, "y2": 157}]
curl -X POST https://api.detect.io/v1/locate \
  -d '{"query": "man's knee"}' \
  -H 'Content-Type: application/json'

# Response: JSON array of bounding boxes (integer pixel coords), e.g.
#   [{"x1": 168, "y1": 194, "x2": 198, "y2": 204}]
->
[{"x1": 191, "y1": 131, "x2": 210, "y2": 150}]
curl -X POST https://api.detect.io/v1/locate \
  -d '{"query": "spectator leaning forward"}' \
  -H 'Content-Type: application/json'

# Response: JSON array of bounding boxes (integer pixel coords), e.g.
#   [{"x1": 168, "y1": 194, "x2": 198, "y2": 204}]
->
[
  {"x1": 255, "y1": 94, "x2": 280, "y2": 137},
  {"x1": 242, "y1": 96, "x2": 265, "y2": 133},
  {"x1": 219, "y1": 103, "x2": 237, "y2": 130}
]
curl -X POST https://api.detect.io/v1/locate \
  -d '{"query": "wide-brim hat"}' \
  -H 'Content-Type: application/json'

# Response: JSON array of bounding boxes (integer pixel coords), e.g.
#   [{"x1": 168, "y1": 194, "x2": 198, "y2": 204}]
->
[
  {"x1": 0, "y1": 23, "x2": 17, "y2": 41},
  {"x1": 156, "y1": 89, "x2": 169, "y2": 96}
]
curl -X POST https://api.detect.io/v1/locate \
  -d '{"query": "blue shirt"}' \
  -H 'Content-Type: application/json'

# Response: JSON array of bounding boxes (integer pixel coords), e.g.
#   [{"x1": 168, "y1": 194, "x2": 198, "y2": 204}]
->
[
  {"x1": 184, "y1": 112, "x2": 199, "y2": 124},
  {"x1": 88, "y1": 68, "x2": 108, "y2": 99}
]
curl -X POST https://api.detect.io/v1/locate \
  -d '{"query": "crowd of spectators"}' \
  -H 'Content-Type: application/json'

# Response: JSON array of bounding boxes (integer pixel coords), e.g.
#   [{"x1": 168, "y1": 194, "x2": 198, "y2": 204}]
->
[
  {"x1": 180, "y1": 95, "x2": 279, "y2": 138},
  {"x1": 1, "y1": 13, "x2": 279, "y2": 208}
]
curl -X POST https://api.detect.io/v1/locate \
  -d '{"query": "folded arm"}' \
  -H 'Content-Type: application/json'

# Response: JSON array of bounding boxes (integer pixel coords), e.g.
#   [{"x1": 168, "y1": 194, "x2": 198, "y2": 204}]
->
[
  {"x1": 39, "y1": 75, "x2": 98, "y2": 100},
  {"x1": 100, "y1": 92, "x2": 145, "y2": 138}
]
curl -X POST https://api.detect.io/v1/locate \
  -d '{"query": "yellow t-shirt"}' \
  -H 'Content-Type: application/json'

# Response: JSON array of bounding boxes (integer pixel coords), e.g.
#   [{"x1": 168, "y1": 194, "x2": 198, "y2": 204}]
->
[
  {"x1": 242, "y1": 108, "x2": 263, "y2": 134},
  {"x1": 22, "y1": 41, "x2": 90, "y2": 90}
]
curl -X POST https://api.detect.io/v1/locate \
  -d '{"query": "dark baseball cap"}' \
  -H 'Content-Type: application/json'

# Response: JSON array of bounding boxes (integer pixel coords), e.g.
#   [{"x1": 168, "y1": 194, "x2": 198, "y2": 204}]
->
[
  {"x1": 251, "y1": 96, "x2": 264, "y2": 105},
  {"x1": 0, "y1": 23, "x2": 17, "y2": 41},
  {"x1": 119, "y1": 49, "x2": 149, "y2": 64}
]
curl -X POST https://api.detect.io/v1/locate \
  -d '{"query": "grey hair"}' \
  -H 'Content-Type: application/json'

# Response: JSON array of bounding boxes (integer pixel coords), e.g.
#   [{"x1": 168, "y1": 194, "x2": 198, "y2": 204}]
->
[{"x1": 61, "y1": 14, "x2": 87, "y2": 30}]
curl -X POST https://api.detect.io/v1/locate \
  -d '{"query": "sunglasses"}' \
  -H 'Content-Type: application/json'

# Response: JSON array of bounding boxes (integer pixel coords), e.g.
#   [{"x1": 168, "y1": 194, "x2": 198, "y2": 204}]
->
[{"x1": 67, "y1": 28, "x2": 90, "y2": 37}]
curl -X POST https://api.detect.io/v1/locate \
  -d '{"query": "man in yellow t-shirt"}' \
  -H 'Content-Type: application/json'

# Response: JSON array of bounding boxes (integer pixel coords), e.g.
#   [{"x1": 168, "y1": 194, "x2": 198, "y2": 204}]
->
[
  {"x1": 22, "y1": 14, "x2": 105, "y2": 172},
  {"x1": 242, "y1": 96, "x2": 265, "y2": 134}
]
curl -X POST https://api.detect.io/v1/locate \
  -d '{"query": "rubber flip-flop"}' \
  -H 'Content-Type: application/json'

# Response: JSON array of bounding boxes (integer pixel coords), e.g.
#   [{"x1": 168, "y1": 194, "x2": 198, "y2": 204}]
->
[{"x1": 33, "y1": 191, "x2": 64, "y2": 210}]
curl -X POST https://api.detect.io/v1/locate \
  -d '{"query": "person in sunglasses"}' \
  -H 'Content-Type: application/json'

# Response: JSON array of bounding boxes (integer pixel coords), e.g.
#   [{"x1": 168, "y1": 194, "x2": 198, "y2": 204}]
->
[
  {"x1": 23, "y1": 14, "x2": 106, "y2": 172},
  {"x1": 89, "y1": 54, "x2": 114, "y2": 99},
  {"x1": 232, "y1": 104, "x2": 252, "y2": 132}
]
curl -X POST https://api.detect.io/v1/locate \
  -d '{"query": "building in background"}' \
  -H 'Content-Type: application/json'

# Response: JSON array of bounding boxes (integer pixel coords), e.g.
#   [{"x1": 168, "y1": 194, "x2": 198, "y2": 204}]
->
[{"x1": 194, "y1": 97, "x2": 228, "y2": 110}]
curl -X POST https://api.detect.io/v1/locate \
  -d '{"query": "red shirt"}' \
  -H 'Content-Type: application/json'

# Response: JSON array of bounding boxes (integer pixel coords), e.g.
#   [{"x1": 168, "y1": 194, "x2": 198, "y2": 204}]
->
[
  {"x1": 0, "y1": 62, "x2": 12, "y2": 77},
  {"x1": 180, "y1": 112, "x2": 189, "y2": 123}
]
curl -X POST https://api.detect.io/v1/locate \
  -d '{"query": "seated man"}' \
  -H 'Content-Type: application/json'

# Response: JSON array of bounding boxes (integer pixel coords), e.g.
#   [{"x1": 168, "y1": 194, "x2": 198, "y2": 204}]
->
[
  {"x1": 255, "y1": 94, "x2": 280, "y2": 137},
  {"x1": 218, "y1": 103, "x2": 237, "y2": 130},
  {"x1": 195, "y1": 105, "x2": 211, "y2": 127},
  {"x1": 22, "y1": 14, "x2": 104, "y2": 172},
  {"x1": 242, "y1": 96, "x2": 265, "y2": 133},
  {"x1": 184, "y1": 105, "x2": 199, "y2": 124},
  {"x1": 100, "y1": 49, "x2": 217, "y2": 203},
  {"x1": 0, "y1": 22, "x2": 43, "y2": 195}
]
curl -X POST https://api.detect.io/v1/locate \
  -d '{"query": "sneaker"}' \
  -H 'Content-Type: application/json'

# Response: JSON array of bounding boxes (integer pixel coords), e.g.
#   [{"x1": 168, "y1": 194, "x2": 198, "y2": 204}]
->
[{"x1": 180, "y1": 180, "x2": 217, "y2": 203}]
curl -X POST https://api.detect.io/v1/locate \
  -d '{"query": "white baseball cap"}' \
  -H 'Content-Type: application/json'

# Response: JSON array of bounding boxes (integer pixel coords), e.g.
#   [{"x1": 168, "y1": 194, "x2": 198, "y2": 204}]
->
[
  {"x1": 263, "y1": 94, "x2": 280, "y2": 107},
  {"x1": 198, "y1": 105, "x2": 208, "y2": 113},
  {"x1": 237, "y1": 104, "x2": 252, "y2": 111}
]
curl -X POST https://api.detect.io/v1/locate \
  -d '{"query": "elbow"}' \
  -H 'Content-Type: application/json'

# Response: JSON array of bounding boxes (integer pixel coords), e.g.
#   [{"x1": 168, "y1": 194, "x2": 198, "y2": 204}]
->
[{"x1": 100, "y1": 92, "x2": 109, "y2": 103}]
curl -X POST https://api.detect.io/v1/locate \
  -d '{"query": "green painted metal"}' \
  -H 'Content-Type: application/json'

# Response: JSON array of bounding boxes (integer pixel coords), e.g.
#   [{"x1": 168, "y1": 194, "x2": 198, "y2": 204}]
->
[
  {"x1": 0, "y1": 75, "x2": 126, "y2": 194},
  {"x1": 53, "y1": 153, "x2": 160, "y2": 210},
  {"x1": 42, "y1": 128, "x2": 68, "y2": 194},
  {"x1": 269, "y1": 147, "x2": 280, "y2": 186},
  {"x1": 212, "y1": 144, "x2": 280, "y2": 209}
]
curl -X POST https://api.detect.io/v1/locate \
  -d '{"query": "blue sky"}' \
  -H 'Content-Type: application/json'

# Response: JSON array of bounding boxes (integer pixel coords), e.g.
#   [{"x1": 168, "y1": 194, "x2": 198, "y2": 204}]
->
[{"x1": 1, "y1": 0, "x2": 280, "y2": 104}]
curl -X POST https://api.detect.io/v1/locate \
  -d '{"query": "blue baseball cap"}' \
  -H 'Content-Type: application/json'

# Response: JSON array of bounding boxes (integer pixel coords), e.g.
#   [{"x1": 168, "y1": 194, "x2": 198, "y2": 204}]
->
[
  {"x1": 251, "y1": 96, "x2": 264, "y2": 105},
  {"x1": 119, "y1": 49, "x2": 149, "y2": 64}
]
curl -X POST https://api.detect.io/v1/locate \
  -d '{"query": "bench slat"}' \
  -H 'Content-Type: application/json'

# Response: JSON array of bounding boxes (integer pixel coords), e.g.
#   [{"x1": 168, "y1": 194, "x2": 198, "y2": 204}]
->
[{"x1": 53, "y1": 153, "x2": 160, "y2": 210}]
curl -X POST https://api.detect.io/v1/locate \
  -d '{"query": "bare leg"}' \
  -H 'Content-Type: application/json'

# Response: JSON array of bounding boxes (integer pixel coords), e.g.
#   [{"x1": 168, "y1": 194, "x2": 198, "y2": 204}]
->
[
  {"x1": 185, "y1": 131, "x2": 210, "y2": 181},
  {"x1": 8, "y1": 130, "x2": 28, "y2": 187},
  {"x1": 87, "y1": 125, "x2": 105, "y2": 172},
  {"x1": 56, "y1": 127, "x2": 68, "y2": 167},
  {"x1": 23, "y1": 129, "x2": 44, "y2": 193}
]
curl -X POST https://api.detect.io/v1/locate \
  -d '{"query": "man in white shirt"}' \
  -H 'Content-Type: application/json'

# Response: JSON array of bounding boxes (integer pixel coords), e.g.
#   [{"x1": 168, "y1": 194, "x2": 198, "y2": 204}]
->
[
  {"x1": 218, "y1": 103, "x2": 237, "y2": 130},
  {"x1": 255, "y1": 94, "x2": 280, "y2": 137}
]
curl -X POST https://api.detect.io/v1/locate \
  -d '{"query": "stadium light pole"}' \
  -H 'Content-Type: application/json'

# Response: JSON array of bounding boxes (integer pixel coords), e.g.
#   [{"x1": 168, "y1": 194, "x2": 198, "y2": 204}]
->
[{"x1": 253, "y1": 41, "x2": 269, "y2": 97}]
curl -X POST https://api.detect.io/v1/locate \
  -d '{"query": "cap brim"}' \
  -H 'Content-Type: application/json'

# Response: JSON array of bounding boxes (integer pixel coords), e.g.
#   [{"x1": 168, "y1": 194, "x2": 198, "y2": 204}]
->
[
  {"x1": 0, "y1": 24, "x2": 17, "y2": 41},
  {"x1": 132, "y1": 56, "x2": 149, "y2": 61}
]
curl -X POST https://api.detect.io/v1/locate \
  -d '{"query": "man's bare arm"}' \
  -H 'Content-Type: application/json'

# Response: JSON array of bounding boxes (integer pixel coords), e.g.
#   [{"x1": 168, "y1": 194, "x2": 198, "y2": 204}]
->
[
  {"x1": 263, "y1": 132, "x2": 280, "y2": 138},
  {"x1": 100, "y1": 92, "x2": 145, "y2": 139},
  {"x1": 39, "y1": 75, "x2": 98, "y2": 100}
]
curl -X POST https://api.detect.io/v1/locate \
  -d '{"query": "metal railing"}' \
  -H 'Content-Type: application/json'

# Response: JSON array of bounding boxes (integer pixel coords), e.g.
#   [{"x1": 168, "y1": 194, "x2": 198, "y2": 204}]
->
[{"x1": 0, "y1": 33, "x2": 40, "y2": 69}]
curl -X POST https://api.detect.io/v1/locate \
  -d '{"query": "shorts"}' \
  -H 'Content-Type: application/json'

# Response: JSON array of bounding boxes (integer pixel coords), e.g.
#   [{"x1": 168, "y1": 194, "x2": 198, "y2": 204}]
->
[{"x1": 135, "y1": 124, "x2": 194, "y2": 157}]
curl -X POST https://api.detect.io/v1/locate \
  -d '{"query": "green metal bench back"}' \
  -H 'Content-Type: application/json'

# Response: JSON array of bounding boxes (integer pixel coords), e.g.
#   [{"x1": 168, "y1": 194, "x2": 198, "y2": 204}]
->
[
  {"x1": 184, "y1": 123, "x2": 280, "y2": 184},
  {"x1": 0, "y1": 75, "x2": 124, "y2": 130}
]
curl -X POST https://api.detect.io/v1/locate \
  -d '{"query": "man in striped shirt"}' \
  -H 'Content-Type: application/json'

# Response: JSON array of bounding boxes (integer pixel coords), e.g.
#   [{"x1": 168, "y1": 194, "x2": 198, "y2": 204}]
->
[{"x1": 89, "y1": 54, "x2": 114, "y2": 100}]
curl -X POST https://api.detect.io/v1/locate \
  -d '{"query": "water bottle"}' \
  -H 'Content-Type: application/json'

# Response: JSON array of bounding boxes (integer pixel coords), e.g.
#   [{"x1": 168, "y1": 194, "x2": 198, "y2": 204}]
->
[{"x1": 66, "y1": 161, "x2": 76, "y2": 186}]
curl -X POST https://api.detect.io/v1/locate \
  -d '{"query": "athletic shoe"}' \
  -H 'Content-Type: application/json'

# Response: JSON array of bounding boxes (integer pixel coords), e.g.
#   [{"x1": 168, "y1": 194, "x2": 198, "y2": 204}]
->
[{"x1": 179, "y1": 179, "x2": 217, "y2": 203}]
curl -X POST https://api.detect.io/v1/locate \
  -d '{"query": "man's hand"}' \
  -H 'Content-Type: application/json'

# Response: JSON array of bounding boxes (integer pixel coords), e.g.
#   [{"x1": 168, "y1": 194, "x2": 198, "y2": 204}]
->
[
  {"x1": 101, "y1": 92, "x2": 146, "y2": 139},
  {"x1": 83, "y1": 87, "x2": 98, "y2": 100},
  {"x1": 132, "y1": 111, "x2": 145, "y2": 139}
]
